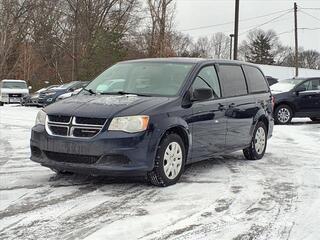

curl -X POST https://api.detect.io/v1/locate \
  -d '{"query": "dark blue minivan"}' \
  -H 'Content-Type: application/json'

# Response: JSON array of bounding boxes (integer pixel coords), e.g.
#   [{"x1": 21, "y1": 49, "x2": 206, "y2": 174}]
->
[{"x1": 30, "y1": 58, "x2": 274, "y2": 186}]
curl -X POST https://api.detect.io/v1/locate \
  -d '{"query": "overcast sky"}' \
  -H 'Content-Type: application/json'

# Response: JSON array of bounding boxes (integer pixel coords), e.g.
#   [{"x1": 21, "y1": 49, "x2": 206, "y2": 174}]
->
[{"x1": 175, "y1": 0, "x2": 320, "y2": 51}]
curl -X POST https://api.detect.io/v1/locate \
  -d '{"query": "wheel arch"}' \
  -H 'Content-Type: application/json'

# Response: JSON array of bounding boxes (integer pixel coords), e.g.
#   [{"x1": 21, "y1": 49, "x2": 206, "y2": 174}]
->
[
  {"x1": 274, "y1": 101, "x2": 296, "y2": 114},
  {"x1": 250, "y1": 110, "x2": 270, "y2": 137},
  {"x1": 158, "y1": 125, "x2": 191, "y2": 162}
]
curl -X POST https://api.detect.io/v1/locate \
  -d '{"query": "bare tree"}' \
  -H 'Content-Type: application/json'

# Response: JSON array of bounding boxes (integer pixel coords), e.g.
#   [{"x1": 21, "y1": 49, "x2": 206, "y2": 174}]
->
[
  {"x1": 146, "y1": 0, "x2": 174, "y2": 57},
  {"x1": 211, "y1": 32, "x2": 230, "y2": 59},
  {"x1": 0, "y1": 0, "x2": 34, "y2": 79},
  {"x1": 300, "y1": 50, "x2": 320, "y2": 69},
  {"x1": 191, "y1": 36, "x2": 212, "y2": 58}
]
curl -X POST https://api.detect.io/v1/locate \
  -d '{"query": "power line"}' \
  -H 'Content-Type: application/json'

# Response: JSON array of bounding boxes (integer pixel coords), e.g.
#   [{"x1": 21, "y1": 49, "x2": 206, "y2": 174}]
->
[
  {"x1": 298, "y1": 27, "x2": 320, "y2": 31},
  {"x1": 239, "y1": 10, "x2": 292, "y2": 36},
  {"x1": 300, "y1": 7, "x2": 320, "y2": 10},
  {"x1": 277, "y1": 29, "x2": 294, "y2": 36},
  {"x1": 180, "y1": 8, "x2": 292, "y2": 32},
  {"x1": 299, "y1": 10, "x2": 320, "y2": 23}
]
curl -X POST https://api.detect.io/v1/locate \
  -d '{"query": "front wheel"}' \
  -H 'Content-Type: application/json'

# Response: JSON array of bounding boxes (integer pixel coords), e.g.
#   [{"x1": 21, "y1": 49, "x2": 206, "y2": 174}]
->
[
  {"x1": 274, "y1": 104, "x2": 293, "y2": 124},
  {"x1": 0, "y1": 101, "x2": 3, "y2": 106},
  {"x1": 243, "y1": 121, "x2": 267, "y2": 160},
  {"x1": 147, "y1": 133, "x2": 186, "y2": 187}
]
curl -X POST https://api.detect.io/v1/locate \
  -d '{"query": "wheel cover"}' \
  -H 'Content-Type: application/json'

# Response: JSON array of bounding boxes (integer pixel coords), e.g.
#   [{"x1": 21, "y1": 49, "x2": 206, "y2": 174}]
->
[
  {"x1": 163, "y1": 142, "x2": 183, "y2": 180},
  {"x1": 277, "y1": 107, "x2": 290, "y2": 123},
  {"x1": 254, "y1": 127, "x2": 266, "y2": 155}
]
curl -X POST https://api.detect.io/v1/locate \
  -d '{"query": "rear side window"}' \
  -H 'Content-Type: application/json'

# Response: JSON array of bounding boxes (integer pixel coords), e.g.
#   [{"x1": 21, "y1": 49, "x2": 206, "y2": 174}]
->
[
  {"x1": 219, "y1": 65, "x2": 247, "y2": 97},
  {"x1": 243, "y1": 65, "x2": 269, "y2": 93}
]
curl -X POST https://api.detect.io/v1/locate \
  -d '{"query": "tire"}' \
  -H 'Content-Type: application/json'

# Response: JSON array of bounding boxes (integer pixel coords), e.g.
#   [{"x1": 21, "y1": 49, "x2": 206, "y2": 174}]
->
[
  {"x1": 310, "y1": 117, "x2": 320, "y2": 122},
  {"x1": 274, "y1": 104, "x2": 293, "y2": 124},
  {"x1": 147, "y1": 133, "x2": 186, "y2": 187},
  {"x1": 0, "y1": 101, "x2": 3, "y2": 106},
  {"x1": 50, "y1": 168, "x2": 73, "y2": 175},
  {"x1": 243, "y1": 121, "x2": 267, "y2": 160}
]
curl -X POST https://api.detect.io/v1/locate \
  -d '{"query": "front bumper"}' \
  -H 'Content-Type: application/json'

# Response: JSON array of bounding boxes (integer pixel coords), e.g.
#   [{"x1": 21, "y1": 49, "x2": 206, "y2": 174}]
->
[{"x1": 30, "y1": 125, "x2": 159, "y2": 176}]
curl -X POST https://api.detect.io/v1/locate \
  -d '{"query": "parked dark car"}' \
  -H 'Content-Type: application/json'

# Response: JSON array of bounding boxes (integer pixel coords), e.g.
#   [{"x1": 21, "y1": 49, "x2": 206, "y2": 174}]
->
[
  {"x1": 30, "y1": 58, "x2": 274, "y2": 187},
  {"x1": 271, "y1": 78, "x2": 320, "y2": 124},
  {"x1": 38, "y1": 81, "x2": 88, "y2": 106},
  {"x1": 21, "y1": 85, "x2": 59, "y2": 106},
  {"x1": 266, "y1": 76, "x2": 278, "y2": 86}
]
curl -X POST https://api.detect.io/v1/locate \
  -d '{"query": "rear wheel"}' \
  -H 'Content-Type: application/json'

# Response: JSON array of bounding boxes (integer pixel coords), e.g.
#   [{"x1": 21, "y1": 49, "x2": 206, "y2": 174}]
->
[
  {"x1": 274, "y1": 104, "x2": 293, "y2": 124},
  {"x1": 0, "y1": 101, "x2": 3, "y2": 106},
  {"x1": 147, "y1": 133, "x2": 186, "y2": 187},
  {"x1": 310, "y1": 117, "x2": 320, "y2": 122},
  {"x1": 243, "y1": 121, "x2": 267, "y2": 160}
]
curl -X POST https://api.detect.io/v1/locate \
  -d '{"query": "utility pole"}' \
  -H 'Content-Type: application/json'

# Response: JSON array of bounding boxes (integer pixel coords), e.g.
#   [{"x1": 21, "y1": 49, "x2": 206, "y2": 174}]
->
[
  {"x1": 229, "y1": 34, "x2": 234, "y2": 60},
  {"x1": 294, "y1": 2, "x2": 299, "y2": 76},
  {"x1": 233, "y1": 0, "x2": 240, "y2": 60}
]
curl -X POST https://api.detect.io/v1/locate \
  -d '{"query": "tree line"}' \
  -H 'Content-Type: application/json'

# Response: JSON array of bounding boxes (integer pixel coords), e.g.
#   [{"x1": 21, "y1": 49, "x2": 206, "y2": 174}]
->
[{"x1": 1, "y1": 0, "x2": 319, "y2": 90}]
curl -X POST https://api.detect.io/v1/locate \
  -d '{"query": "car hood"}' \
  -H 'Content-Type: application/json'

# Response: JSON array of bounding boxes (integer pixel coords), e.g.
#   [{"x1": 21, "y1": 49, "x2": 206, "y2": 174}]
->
[{"x1": 44, "y1": 94, "x2": 173, "y2": 118}]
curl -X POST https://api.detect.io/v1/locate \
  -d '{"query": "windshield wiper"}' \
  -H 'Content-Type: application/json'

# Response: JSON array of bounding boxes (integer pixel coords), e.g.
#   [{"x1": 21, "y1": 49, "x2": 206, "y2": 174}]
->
[
  {"x1": 82, "y1": 88, "x2": 96, "y2": 95},
  {"x1": 100, "y1": 91, "x2": 151, "y2": 97}
]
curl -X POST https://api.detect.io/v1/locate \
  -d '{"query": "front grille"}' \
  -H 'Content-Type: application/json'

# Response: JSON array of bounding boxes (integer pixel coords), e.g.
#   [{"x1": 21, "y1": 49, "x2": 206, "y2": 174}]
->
[
  {"x1": 46, "y1": 115, "x2": 106, "y2": 138},
  {"x1": 44, "y1": 151, "x2": 100, "y2": 164},
  {"x1": 72, "y1": 128, "x2": 100, "y2": 138},
  {"x1": 98, "y1": 155, "x2": 131, "y2": 166},
  {"x1": 48, "y1": 115, "x2": 71, "y2": 123},
  {"x1": 9, "y1": 93, "x2": 22, "y2": 98},
  {"x1": 75, "y1": 117, "x2": 106, "y2": 125},
  {"x1": 50, "y1": 126, "x2": 68, "y2": 135}
]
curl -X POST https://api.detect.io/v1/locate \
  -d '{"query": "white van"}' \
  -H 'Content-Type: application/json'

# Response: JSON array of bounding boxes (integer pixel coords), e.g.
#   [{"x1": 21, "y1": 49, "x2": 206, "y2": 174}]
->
[{"x1": 0, "y1": 79, "x2": 30, "y2": 106}]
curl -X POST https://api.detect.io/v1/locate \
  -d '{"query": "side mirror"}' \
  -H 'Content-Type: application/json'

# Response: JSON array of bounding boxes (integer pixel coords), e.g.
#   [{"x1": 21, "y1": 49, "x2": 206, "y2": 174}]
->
[
  {"x1": 295, "y1": 85, "x2": 306, "y2": 94},
  {"x1": 28, "y1": 86, "x2": 32, "y2": 90},
  {"x1": 192, "y1": 88, "x2": 213, "y2": 101}
]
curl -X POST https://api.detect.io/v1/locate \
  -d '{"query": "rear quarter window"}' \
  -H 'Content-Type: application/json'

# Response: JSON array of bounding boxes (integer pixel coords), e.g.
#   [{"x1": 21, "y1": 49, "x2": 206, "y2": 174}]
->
[
  {"x1": 218, "y1": 65, "x2": 248, "y2": 97},
  {"x1": 243, "y1": 65, "x2": 269, "y2": 93}
]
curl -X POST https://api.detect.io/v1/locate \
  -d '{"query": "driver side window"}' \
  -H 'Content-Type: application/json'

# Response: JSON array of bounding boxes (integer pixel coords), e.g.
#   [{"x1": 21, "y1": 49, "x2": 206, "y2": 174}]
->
[
  {"x1": 192, "y1": 66, "x2": 221, "y2": 99},
  {"x1": 300, "y1": 79, "x2": 320, "y2": 91}
]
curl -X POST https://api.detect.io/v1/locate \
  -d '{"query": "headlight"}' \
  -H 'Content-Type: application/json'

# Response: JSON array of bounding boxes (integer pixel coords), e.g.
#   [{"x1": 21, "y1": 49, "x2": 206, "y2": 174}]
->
[
  {"x1": 35, "y1": 110, "x2": 47, "y2": 125},
  {"x1": 108, "y1": 115, "x2": 149, "y2": 133},
  {"x1": 45, "y1": 92, "x2": 56, "y2": 96}
]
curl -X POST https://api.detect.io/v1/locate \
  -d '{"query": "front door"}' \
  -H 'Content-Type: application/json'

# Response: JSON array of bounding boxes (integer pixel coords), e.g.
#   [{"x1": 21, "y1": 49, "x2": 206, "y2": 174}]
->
[
  {"x1": 295, "y1": 79, "x2": 320, "y2": 115},
  {"x1": 189, "y1": 65, "x2": 227, "y2": 162}
]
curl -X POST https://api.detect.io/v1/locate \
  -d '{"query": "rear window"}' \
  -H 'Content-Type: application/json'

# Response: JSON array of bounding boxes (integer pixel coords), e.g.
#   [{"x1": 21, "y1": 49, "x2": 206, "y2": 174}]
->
[
  {"x1": 219, "y1": 65, "x2": 247, "y2": 97},
  {"x1": 243, "y1": 65, "x2": 269, "y2": 93}
]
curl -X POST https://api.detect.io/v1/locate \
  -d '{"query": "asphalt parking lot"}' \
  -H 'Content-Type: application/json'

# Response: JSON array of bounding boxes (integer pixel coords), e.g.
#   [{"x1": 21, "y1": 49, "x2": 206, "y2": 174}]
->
[{"x1": 1, "y1": 105, "x2": 320, "y2": 240}]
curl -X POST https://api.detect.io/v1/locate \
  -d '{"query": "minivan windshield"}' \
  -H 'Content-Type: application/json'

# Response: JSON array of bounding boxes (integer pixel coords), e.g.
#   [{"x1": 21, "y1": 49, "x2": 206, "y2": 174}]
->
[
  {"x1": 84, "y1": 62, "x2": 194, "y2": 96},
  {"x1": 270, "y1": 79, "x2": 304, "y2": 93},
  {"x1": 2, "y1": 81, "x2": 27, "y2": 89}
]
